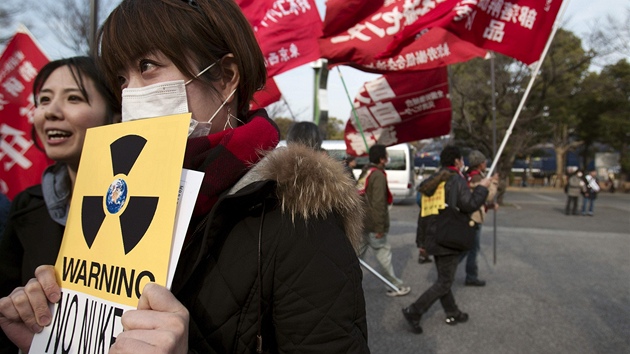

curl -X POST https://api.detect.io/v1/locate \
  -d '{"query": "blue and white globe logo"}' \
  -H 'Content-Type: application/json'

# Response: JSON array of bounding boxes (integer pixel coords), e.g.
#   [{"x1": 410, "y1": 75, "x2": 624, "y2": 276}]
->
[{"x1": 106, "y1": 178, "x2": 128, "y2": 214}]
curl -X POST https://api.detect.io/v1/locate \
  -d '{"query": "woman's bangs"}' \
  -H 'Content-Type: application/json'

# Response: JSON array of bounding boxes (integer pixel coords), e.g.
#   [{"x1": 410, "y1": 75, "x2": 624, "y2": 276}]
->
[{"x1": 100, "y1": 5, "x2": 162, "y2": 89}]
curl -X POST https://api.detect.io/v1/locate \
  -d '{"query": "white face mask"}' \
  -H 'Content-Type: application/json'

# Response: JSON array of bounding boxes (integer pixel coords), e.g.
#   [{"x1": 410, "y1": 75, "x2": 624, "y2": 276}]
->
[
  {"x1": 121, "y1": 62, "x2": 219, "y2": 137},
  {"x1": 121, "y1": 80, "x2": 189, "y2": 122}
]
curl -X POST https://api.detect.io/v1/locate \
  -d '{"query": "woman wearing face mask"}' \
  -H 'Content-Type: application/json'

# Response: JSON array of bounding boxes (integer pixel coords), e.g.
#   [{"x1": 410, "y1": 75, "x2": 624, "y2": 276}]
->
[
  {"x1": 0, "y1": 56, "x2": 121, "y2": 353},
  {"x1": 0, "y1": 1, "x2": 369, "y2": 353}
]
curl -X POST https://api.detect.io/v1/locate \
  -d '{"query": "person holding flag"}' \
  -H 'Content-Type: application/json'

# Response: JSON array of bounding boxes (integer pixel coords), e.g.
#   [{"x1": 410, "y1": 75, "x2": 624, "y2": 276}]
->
[{"x1": 460, "y1": 150, "x2": 499, "y2": 287}]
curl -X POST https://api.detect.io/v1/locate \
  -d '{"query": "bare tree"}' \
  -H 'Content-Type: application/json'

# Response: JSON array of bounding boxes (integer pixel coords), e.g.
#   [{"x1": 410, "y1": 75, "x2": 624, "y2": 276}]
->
[
  {"x1": 26, "y1": 0, "x2": 118, "y2": 55},
  {"x1": 43, "y1": 0, "x2": 93, "y2": 54},
  {"x1": 0, "y1": 2, "x2": 22, "y2": 44},
  {"x1": 587, "y1": 8, "x2": 630, "y2": 67}
]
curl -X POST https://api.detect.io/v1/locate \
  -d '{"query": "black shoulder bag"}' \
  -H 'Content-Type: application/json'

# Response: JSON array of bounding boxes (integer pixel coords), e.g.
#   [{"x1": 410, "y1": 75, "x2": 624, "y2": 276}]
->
[{"x1": 435, "y1": 179, "x2": 476, "y2": 251}]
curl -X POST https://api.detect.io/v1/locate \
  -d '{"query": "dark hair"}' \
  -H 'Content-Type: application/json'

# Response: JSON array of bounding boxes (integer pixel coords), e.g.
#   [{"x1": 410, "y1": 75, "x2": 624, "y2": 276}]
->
[
  {"x1": 33, "y1": 56, "x2": 120, "y2": 120},
  {"x1": 440, "y1": 145, "x2": 462, "y2": 167},
  {"x1": 97, "y1": 0, "x2": 266, "y2": 118},
  {"x1": 369, "y1": 144, "x2": 387, "y2": 164},
  {"x1": 31, "y1": 56, "x2": 121, "y2": 151},
  {"x1": 286, "y1": 122, "x2": 322, "y2": 150}
]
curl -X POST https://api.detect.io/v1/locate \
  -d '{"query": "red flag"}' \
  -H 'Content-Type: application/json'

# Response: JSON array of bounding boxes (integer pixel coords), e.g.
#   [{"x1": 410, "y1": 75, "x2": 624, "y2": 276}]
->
[
  {"x1": 319, "y1": 0, "x2": 486, "y2": 73},
  {"x1": 321, "y1": 0, "x2": 384, "y2": 37},
  {"x1": 0, "y1": 27, "x2": 51, "y2": 199},
  {"x1": 380, "y1": 0, "x2": 564, "y2": 65},
  {"x1": 344, "y1": 68, "x2": 451, "y2": 156},
  {"x1": 236, "y1": 0, "x2": 323, "y2": 77},
  {"x1": 250, "y1": 77, "x2": 282, "y2": 110}
]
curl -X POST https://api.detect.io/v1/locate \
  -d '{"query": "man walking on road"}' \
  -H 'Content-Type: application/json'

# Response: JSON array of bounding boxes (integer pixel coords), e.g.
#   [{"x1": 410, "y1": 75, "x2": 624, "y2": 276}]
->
[
  {"x1": 403, "y1": 146, "x2": 491, "y2": 334},
  {"x1": 357, "y1": 144, "x2": 411, "y2": 297}
]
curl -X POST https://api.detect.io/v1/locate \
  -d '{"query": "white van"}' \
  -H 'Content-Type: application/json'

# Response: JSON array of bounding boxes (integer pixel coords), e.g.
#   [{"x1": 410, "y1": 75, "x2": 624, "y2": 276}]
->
[{"x1": 321, "y1": 140, "x2": 417, "y2": 200}]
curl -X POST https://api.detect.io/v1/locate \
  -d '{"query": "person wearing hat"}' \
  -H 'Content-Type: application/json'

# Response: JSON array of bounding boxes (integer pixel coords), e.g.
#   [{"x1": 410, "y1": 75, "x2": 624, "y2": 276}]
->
[{"x1": 461, "y1": 150, "x2": 499, "y2": 286}]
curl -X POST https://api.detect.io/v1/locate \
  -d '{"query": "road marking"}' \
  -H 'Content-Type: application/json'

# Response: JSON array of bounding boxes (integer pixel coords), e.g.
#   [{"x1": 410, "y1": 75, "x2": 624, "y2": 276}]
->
[{"x1": 532, "y1": 193, "x2": 558, "y2": 202}]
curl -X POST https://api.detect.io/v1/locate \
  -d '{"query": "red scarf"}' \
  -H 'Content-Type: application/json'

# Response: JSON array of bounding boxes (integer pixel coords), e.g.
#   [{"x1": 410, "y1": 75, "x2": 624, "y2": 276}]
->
[
  {"x1": 446, "y1": 166, "x2": 466, "y2": 183},
  {"x1": 183, "y1": 109, "x2": 279, "y2": 218}
]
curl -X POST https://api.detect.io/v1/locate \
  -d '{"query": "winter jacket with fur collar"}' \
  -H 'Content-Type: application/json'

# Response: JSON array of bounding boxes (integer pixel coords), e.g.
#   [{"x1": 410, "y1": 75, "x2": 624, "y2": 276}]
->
[{"x1": 172, "y1": 144, "x2": 370, "y2": 353}]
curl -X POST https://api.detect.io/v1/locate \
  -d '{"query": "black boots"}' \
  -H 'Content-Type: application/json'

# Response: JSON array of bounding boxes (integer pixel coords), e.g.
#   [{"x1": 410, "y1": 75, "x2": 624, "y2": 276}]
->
[{"x1": 402, "y1": 306, "x2": 423, "y2": 334}]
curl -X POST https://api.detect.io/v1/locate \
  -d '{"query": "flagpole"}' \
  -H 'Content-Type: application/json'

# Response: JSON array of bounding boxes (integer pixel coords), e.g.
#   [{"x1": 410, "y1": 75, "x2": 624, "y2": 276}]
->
[
  {"x1": 487, "y1": 0, "x2": 570, "y2": 177},
  {"x1": 359, "y1": 259, "x2": 401, "y2": 292},
  {"x1": 336, "y1": 67, "x2": 369, "y2": 152},
  {"x1": 490, "y1": 51, "x2": 497, "y2": 265},
  {"x1": 312, "y1": 60, "x2": 322, "y2": 125}
]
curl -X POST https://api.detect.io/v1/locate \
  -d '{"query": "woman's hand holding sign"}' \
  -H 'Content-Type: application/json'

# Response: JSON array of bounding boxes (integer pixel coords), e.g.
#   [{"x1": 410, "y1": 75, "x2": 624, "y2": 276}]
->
[
  {"x1": 109, "y1": 283, "x2": 189, "y2": 354},
  {"x1": 0, "y1": 265, "x2": 60, "y2": 353}
]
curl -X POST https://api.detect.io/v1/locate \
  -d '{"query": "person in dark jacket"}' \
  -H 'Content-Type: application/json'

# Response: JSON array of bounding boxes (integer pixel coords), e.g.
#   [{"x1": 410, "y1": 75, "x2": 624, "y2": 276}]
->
[
  {"x1": 402, "y1": 146, "x2": 490, "y2": 334},
  {"x1": 0, "y1": 56, "x2": 121, "y2": 353},
  {"x1": 0, "y1": 1, "x2": 370, "y2": 353}
]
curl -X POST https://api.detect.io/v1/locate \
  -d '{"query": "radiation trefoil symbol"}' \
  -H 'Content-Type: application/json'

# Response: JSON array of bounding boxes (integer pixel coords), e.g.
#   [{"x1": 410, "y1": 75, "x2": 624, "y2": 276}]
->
[{"x1": 81, "y1": 135, "x2": 158, "y2": 254}]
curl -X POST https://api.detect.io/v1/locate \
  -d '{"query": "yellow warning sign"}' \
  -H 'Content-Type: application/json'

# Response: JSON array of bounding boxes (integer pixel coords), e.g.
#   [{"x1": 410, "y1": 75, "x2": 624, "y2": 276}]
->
[{"x1": 55, "y1": 114, "x2": 190, "y2": 307}]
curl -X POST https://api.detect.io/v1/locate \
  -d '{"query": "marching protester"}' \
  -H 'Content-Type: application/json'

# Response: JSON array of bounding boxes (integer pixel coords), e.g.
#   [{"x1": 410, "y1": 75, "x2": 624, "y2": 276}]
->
[
  {"x1": 582, "y1": 170, "x2": 600, "y2": 216},
  {"x1": 357, "y1": 144, "x2": 411, "y2": 297},
  {"x1": 460, "y1": 150, "x2": 499, "y2": 287},
  {"x1": 0, "y1": 1, "x2": 369, "y2": 353},
  {"x1": 565, "y1": 168, "x2": 584, "y2": 215},
  {"x1": 403, "y1": 146, "x2": 490, "y2": 334},
  {"x1": 0, "y1": 56, "x2": 121, "y2": 352}
]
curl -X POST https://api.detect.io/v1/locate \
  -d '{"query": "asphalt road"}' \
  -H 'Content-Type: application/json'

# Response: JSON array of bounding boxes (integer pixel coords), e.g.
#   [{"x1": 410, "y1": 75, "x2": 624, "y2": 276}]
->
[{"x1": 361, "y1": 187, "x2": 630, "y2": 354}]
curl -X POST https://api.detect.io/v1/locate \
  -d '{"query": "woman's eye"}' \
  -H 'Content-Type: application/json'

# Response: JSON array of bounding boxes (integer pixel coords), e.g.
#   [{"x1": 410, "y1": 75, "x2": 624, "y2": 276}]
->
[
  {"x1": 37, "y1": 96, "x2": 50, "y2": 105},
  {"x1": 139, "y1": 60, "x2": 157, "y2": 73},
  {"x1": 68, "y1": 95, "x2": 85, "y2": 102}
]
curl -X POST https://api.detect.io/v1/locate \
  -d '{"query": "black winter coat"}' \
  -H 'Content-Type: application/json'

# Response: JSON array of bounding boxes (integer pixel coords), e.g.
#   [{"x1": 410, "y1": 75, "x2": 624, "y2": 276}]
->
[
  {"x1": 0, "y1": 185, "x2": 66, "y2": 353},
  {"x1": 173, "y1": 145, "x2": 369, "y2": 353}
]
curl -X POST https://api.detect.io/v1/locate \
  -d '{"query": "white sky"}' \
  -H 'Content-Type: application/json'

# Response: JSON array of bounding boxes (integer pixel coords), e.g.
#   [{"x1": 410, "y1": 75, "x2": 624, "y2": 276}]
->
[{"x1": 10, "y1": 0, "x2": 629, "y2": 122}]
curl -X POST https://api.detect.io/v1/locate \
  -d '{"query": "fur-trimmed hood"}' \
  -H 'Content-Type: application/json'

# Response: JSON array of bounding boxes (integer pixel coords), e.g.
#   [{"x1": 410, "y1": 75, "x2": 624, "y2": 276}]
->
[{"x1": 230, "y1": 143, "x2": 364, "y2": 250}]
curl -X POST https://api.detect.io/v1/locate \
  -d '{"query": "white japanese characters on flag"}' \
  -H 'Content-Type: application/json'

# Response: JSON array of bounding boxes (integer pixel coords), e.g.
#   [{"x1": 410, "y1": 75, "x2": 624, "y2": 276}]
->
[
  {"x1": 320, "y1": 0, "x2": 486, "y2": 73},
  {"x1": 344, "y1": 68, "x2": 451, "y2": 156},
  {"x1": 0, "y1": 26, "x2": 50, "y2": 199},
  {"x1": 380, "y1": 0, "x2": 563, "y2": 65},
  {"x1": 236, "y1": 0, "x2": 323, "y2": 77}
]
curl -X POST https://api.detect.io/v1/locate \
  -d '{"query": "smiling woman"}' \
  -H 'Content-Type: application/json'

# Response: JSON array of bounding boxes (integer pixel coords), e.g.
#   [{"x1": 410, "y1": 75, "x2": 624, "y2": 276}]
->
[
  {"x1": 0, "y1": 56, "x2": 121, "y2": 354},
  {"x1": 32, "y1": 58, "x2": 120, "y2": 182}
]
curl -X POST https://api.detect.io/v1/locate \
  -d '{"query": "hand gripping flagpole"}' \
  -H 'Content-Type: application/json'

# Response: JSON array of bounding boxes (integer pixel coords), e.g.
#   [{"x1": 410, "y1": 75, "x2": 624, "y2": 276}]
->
[
  {"x1": 359, "y1": 259, "x2": 402, "y2": 292},
  {"x1": 487, "y1": 0, "x2": 570, "y2": 177}
]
